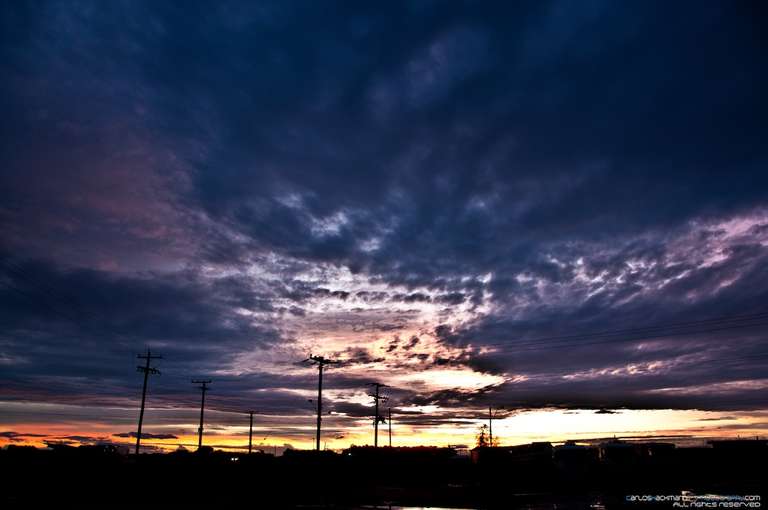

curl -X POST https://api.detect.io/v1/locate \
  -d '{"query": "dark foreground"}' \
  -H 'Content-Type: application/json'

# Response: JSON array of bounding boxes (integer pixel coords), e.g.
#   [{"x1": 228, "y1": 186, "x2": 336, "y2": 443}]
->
[{"x1": 1, "y1": 441, "x2": 764, "y2": 509}]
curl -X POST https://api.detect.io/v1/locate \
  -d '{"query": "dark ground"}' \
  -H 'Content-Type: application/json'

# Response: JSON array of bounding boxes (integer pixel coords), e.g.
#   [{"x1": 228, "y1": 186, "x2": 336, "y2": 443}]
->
[{"x1": 0, "y1": 443, "x2": 764, "y2": 509}]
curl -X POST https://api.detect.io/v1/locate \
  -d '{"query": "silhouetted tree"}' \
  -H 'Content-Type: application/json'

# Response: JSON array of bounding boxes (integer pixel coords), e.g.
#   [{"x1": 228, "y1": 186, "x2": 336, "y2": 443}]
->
[
  {"x1": 476, "y1": 424, "x2": 489, "y2": 447},
  {"x1": 475, "y1": 424, "x2": 499, "y2": 447}
]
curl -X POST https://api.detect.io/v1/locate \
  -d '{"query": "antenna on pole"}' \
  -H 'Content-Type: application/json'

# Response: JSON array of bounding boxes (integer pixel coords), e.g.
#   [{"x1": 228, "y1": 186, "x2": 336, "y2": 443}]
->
[
  {"x1": 135, "y1": 348, "x2": 161, "y2": 455},
  {"x1": 192, "y1": 380, "x2": 212, "y2": 450},
  {"x1": 367, "y1": 382, "x2": 388, "y2": 448},
  {"x1": 303, "y1": 355, "x2": 339, "y2": 451}
]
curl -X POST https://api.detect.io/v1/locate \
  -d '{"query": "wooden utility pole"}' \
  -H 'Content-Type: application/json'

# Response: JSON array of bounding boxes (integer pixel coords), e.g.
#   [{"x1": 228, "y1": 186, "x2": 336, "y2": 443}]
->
[
  {"x1": 135, "y1": 348, "x2": 161, "y2": 455},
  {"x1": 248, "y1": 411, "x2": 254, "y2": 454},
  {"x1": 388, "y1": 407, "x2": 392, "y2": 447},
  {"x1": 368, "y1": 382, "x2": 388, "y2": 447},
  {"x1": 192, "y1": 380, "x2": 212, "y2": 450},
  {"x1": 488, "y1": 406, "x2": 493, "y2": 447},
  {"x1": 304, "y1": 355, "x2": 338, "y2": 450},
  {"x1": 488, "y1": 406, "x2": 504, "y2": 447}
]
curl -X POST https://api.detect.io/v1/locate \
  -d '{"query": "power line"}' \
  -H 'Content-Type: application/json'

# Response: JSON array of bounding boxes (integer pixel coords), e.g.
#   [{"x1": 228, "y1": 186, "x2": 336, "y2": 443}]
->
[
  {"x1": 507, "y1": 310, "x2": 768, "y2": 344},
  {"x1": 486, "y1": 320, "x2": 768, "y2": 355},
  {"x1": 504, "y1": 350, "x2": 768, "y2": 379},
  {"x1": 475, "y1": 311, "x2": 768, "y2": 351},
  {"x1": 0, "y1": 258, "x2": 124, "y2": 332},
  {"x1": 0, "y1": 258, "x2": 181, "y2": 366}
]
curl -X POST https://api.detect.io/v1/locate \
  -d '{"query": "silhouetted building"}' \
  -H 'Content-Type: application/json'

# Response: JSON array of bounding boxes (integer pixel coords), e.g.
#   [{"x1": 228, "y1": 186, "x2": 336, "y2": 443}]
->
[
  {"x1": 638, "y1": 441, "x2": 676, "y2": 457},
  {"x1": 554, "y1": 440, "x2": 599, "y2": 474},
  {"x1": 599, "y1": 438, "x2": 638, "y2": 466},
  {"x1": 471, "y1": 441, "x2": 553, "y2": 465},
  {"x1": 344, "y1": 445, "x2": 457, "y2": 461},
  {"x1": 707, "y1": 438, "x2": 767, "y2": 452}
]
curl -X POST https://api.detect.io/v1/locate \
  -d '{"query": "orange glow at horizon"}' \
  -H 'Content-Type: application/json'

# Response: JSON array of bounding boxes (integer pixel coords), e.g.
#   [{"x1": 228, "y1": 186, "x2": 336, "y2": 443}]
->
[{"x1": 3, "y1": 405, "x2": 767, "y2": 452}]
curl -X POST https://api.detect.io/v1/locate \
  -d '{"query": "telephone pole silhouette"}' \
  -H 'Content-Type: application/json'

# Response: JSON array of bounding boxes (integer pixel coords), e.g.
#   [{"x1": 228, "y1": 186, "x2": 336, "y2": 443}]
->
[
  {"x1": 388, "y1": 407, "x2": 392, "y2": 447},
  {"x1": 248, "y1": 411, "x2": 254, "y2": 454},
  {"x1": 488, "y1": 406, "x2": 503, "y2": 447},
  {"x1": 304, "y1": 355, "x2": 338, "y2": 451},
  {"x1": 368, "y1": 382, "x2": 388, "y2": 447},
  {"x1": 192, "y1": 380, "x2": 211, "y2": 450},
  {"x1": 489, "y1": 406, "x2": 493, "y2": 447},
  {"x1": 135, "y1": 348, "x2": 161, "y2": 455}
]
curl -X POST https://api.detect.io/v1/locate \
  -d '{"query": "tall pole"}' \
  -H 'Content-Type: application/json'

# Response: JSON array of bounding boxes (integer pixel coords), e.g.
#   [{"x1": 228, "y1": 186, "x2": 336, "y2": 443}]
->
[
  {"x1": 368, "y1": 382, "x2": 388, "y2": 448},
  {"x1": 388, "y1": 407, "x2": 392, "y2": 447},
  {"x1": 488, "y1": 406, "x2": 493, "y2": 447},
  {"x1": 317, "y1": 362, "x2": 323, "y2": 451},
  {"x1": 374, "y1": 386, "x2": 379, "y2": 448},
  {"x1": 192, "y1": 380, "x2": 211, "y2": 450},
  {"x1": 248, "y1": 411, "x2": 254, "y2": 454},
  {"x1": 304, "y1": 355, "x2": 338, "y2": 451},
  {"x1": 135, "y1": 348, "x2": 161, "y2": 455}
]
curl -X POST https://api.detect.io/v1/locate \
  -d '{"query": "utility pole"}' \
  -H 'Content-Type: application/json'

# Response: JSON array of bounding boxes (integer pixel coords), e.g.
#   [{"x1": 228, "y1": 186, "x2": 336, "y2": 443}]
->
[
  {"x1": 488, "y1": 406, "x2": 504, "y2": 447},
  {"x1": 304, "y1": 355, "x2": 338, "y2": 451},
  {"x1": 388, "y1": 407, "x2": 392, "y2": 447},
  {"x1": 192, "y1": 380, "x2": 212, "y2": 450},
  {"x1": 488, "y1": 406, "x2": 493, "y2": 447},
  {"x1": 368, "y1": 382, "x2": 388, "y2": 447},
  {"x1": 248, "y1": 411, "x2": 254, "y2": 454},
  {"x1": 135, "y1": 348, "x2": 161, "y2": 455}
]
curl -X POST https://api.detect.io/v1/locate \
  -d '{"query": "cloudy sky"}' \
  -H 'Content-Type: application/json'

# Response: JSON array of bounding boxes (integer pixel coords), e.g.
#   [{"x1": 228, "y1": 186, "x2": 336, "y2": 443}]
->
[{"x1": 1, "y1": 0, "x2": 767, "y2": 452}]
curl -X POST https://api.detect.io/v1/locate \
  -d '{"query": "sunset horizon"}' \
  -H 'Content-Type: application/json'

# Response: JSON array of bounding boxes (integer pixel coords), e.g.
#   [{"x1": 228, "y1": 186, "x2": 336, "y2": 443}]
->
[{"x1": 1, "y1": 2, "x2": 767, "y2": 506}]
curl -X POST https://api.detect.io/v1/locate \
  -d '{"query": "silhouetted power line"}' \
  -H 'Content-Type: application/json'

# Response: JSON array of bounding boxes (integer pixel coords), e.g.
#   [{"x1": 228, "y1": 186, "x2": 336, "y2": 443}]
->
[
  {"x1": 192, "y1": 380, "x2": 212, "y2": 450},
  {"x1": 481, "y1": 312, "x2": 768, "y2": 352},
  {"x1": 135, "y1": 348, "x2": 161, "y2": 455},
  {"x1": 480, "y1": 321, "x2": 768, "y2": 357},
  {"x1": 501, "y1": 350, "x2": 768, "y2": 379},
  {"x1": 303, "y1": 355, "x2": 339, "y2": 451}
]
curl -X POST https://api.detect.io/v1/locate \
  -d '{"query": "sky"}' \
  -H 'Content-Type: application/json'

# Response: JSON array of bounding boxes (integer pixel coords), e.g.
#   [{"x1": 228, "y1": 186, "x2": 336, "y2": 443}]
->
[{"x1": 1, "y1": 0, "x2": 767, "y2": 453}]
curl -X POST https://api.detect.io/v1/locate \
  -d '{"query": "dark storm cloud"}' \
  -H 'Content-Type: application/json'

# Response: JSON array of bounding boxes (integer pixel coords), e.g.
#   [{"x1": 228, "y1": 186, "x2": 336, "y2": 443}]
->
[
  {"x1": 0, "y1": 254, "x2": 284, "y2": 407},
  {"x1": 0, "y1": 0, "x2": 767, "y2": 427}
]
